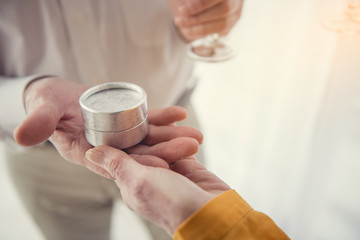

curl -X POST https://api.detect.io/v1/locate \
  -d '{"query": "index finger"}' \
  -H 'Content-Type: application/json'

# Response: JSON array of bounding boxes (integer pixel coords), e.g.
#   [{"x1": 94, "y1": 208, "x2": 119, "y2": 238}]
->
[
  {"x1": 148, "y1": 106, "x2": 187, "y2": 126},
  {"x1": 144, "y1": 124, "x2": 203, "y2": 145},
  {"x1": 126, "y1": 137, "x2": 199, "y2": 163}
]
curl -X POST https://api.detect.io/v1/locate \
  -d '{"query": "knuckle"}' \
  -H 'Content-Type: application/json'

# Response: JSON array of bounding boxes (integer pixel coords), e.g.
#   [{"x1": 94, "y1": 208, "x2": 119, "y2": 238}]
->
[{"x1": 108, "y1": 157, "x2": 123, "y2": 178}]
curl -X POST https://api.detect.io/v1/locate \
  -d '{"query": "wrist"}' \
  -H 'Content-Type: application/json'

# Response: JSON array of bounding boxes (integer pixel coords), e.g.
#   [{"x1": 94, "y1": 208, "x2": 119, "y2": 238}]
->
[
  {"x1": 167, "y1": 192, "x2": 214, "y2": 235},
  {"x1": 24, "y1": 76, "x2": 58, "y2": 94}
]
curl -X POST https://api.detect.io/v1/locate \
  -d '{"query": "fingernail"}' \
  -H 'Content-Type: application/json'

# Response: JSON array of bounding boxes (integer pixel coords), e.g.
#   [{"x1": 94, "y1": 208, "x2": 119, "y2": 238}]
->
[{"x1": 86, "y1": 148, "x2": 104, "y2": 164}]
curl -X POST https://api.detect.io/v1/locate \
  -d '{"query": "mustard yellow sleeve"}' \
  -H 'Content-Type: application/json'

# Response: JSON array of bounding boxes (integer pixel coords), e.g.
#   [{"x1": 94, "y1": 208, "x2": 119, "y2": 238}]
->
[{"x1": 173, "y1": 190, "x2": 289, "y2": 240}]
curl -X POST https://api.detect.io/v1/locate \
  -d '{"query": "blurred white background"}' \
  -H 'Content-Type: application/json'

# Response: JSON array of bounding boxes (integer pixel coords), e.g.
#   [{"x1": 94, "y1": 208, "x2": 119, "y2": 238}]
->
[{"x1": 1, "y1": 0, "x2": 360, "y2": 239}]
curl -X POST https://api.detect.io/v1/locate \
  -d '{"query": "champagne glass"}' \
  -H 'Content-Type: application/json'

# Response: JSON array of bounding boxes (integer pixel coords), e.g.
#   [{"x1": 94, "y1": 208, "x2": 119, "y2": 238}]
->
[
  {"x1": 322, "y1": 0, "x2": 360, "y2": 34},
  {"x1": 186, "y1": 33, "x2": 236, "y2": 62},
  {"x1": 167, "y1": 0, "x2": 236, "y2": 62}
]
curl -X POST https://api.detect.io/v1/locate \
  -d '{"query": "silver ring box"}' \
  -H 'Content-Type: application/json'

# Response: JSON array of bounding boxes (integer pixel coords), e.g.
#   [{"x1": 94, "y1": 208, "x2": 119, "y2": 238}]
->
[{"x1": 79, "y1": 82, "x2": 148, "y2": 149}]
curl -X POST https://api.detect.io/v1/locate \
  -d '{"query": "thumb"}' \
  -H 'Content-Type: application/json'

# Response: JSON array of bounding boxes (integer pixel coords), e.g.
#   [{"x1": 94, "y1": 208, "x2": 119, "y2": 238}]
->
[
  {"x1": 14, "y1": 101, "x2": 61, "y2": 146},
  {"x1": 86, "y1": 145, "x2": 141, "y2": 180}
]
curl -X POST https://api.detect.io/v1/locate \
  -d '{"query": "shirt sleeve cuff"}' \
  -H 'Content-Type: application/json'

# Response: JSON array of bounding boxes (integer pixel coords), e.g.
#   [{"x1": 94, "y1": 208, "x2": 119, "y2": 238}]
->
[{"x1": 173, "y1": 189, "x2": 253, "y2": 240}]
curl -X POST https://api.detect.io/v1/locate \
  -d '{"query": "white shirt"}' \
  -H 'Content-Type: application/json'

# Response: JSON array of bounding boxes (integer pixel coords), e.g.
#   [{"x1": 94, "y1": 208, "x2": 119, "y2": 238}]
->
[{"x1": 0, "y1": 0, "x2": 194, "y2": 145}]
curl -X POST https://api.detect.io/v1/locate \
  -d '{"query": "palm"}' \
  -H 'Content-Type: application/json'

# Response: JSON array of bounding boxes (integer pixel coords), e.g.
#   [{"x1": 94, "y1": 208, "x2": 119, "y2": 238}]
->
[
  {"x1": 15, "y1": 77, "x2": 203, "y2": 179},
  {"x1": 50, "y1": 106, "x2": 92, "y2": 167}
]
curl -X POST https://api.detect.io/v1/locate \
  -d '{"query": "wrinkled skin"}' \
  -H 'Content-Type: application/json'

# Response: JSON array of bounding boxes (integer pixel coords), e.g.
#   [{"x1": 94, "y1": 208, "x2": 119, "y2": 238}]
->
[
  {"x1": 86, "y1": 145, "x2": 231, "y2": 235},
  {"x1": 14, "y1": 77, "x2": 204, "y2": 179}
]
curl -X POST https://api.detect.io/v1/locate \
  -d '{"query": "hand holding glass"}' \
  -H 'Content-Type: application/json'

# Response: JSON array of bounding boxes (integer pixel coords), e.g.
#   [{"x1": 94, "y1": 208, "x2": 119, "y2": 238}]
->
[{"x1": 322, "y1": 0, "x2": 360, "y2": 34}]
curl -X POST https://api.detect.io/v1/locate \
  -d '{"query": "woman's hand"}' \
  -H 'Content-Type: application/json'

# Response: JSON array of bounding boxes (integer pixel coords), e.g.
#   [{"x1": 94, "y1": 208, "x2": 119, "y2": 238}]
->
[{"x1": 86, "y1": 145, "x2": 231, "y2": 235}]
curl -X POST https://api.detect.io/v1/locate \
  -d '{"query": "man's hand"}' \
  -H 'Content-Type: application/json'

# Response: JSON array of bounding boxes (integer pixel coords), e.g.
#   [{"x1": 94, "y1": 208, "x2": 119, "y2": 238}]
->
[
  {"x1": 86, "y1": 145, "x2": 231, "y2": 235},
  {"x1": 169, "y1": 0, "x2": 244, "y2": 41},
  {"x1": 14, "y1": 77, "x2": 203, "y2": 179}
]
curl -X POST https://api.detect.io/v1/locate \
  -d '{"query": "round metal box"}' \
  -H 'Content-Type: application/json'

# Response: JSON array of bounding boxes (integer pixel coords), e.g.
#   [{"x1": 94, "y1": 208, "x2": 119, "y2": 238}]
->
[{"x1": 79, "y1": 82, "x2": 148, "y2": 149}]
